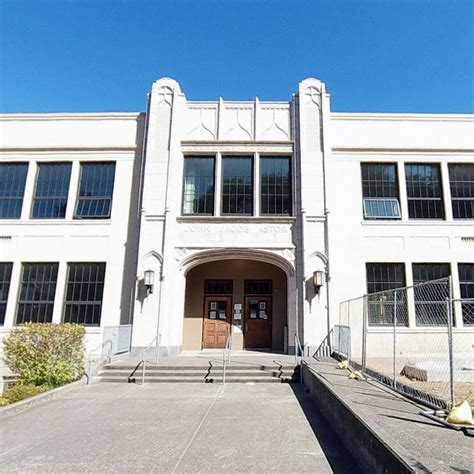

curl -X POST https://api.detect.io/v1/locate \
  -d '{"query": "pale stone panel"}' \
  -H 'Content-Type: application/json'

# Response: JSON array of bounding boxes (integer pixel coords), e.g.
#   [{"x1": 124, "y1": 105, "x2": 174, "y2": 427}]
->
[{"x1": 220, "y1": 104, "x2": 254, "y2": 141}]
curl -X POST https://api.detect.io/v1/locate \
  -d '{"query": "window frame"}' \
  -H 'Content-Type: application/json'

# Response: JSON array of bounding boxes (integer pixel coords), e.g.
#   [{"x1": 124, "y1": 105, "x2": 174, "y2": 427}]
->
[
  {"x1": 16, "y1": 262, "x2": 59, "y2": 324},
  {"x1": 458, "y1": 263, "x2": 474, "y2": 326},
  {"x1": 74, "y1": 162, "x2": 116, "y2": 220},
  {"x1": 260, "y1": 155, "x2": 292, "y2": 216},
  {"x1": 221, "y1": 155, "x2": 254, "y2": 216},
  {"x1": 0, "y1": 262, "x2": 13, "y2": 325},
  {"x1": 63, "y1": 262, "x2": 106, "y2": 326},
  {"x1": 31, "y1": 162, "x2": 72, "y2": 219},
  {"x1": 405, "y1": 163, "x2": 445, "y2": 220},
  {"x1": 0, "y1": 162, "x2": 29, "y2": 219},
  {"x1": 448, "y1": 163, "x2": 474, "y2": 220},
  {"x1": 361, "y1": 163, "x2": 401, "y2": 220},
  {"x1": 181, "y1": 155, "x2": 216, "y2": 216}
]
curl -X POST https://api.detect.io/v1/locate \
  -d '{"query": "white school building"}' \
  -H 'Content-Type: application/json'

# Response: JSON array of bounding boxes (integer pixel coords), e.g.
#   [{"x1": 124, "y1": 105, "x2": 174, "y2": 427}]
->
[{"x1": 0, "y1": 77, "x2": 473, "y2": 357}]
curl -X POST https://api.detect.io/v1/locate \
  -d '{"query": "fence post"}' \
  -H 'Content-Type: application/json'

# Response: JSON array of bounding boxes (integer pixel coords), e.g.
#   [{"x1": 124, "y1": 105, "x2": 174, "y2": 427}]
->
[
  {"x1": 393, "y1": 290, "x2": 397, "y2": 390},
  {"x1": 447, "y1": 276, "x2": 455, "y2": 406},
  {"x1": 362, "y1": 295, "x2": 367, "y2": 372}
]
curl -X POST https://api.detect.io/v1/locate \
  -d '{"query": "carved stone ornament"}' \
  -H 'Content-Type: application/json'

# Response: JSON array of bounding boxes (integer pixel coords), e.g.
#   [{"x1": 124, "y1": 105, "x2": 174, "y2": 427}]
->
[
  {"x1": 303, "y1": 86, "x2": 321, "y2": 108},
  {"x1": 174, "y1": 248, "x2": 188, "y2": 261}
]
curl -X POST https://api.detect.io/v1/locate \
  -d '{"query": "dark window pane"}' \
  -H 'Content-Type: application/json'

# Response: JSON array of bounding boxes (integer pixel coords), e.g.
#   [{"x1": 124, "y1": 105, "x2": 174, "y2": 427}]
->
[
  {"x1": 449, "y1": 164, "x2": 474, "y2": 219},
  {"x1": 458, "y1": 263, "x2": 474, "y2": 325},
  {"x1": 204, "y1": 280, "x2": 232, "y2": 295},
  {"x1": 63, "y1": 263, "x2": 106, "y2": 326},
  {"x1": 222, "y1": 157, "x2": 253, "y2": 215},
  {"x1": 366, "y1": 263, "x2": 407, "y2": 326},
  {"x1": 412, "y1": 263, "x2": 450, "y2": 326},
  {"x1": 32, "y1": 163, "x2": 72, "y2": 219},
  {"x1": 405, "y1": 164, "x2": 444, "y2": 219},
  {"x1": 244, "y1": 280, "x2": 272, "y2": 295},
  {"x1": 182, "y1": 157, "x2": 215, "y2": 215},
  {"x1": 260, "y1": 156, "x2": 291, "y2": 215},
  {"x1": 0, "y1": 163, "x2": 28, "y2": 218},
  {"x1": 0, "y1": 263, "x2": 13, "y2": 325},
  {"x1": 16, "y1": 263, "x2": 58, "y2": 324},
  {"x1": 75, "y1": 163, "x2": 116, "y2": 218}
]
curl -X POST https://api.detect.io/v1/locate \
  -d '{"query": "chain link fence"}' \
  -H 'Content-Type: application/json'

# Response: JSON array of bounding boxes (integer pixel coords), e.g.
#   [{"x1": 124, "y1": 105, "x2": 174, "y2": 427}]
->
[{"x1": 335, "y1": 278, "x2": 474, "y2": 410}]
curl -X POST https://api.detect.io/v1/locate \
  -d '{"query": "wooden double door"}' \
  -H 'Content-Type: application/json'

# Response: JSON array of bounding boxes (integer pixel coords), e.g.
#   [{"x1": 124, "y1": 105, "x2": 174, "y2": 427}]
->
[
  {"x1": 202, "y1": 296, "x2": 231, "y2": 349},
  {"x1": 244, "y1": 296, "x2": 272, "y2": 349}
]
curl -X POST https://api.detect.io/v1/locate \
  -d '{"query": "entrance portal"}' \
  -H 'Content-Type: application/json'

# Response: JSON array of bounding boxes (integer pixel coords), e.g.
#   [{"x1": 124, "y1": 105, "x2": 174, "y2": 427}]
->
[{"x1": 183, "y1": 259, "x2": 287, "y2": 351}]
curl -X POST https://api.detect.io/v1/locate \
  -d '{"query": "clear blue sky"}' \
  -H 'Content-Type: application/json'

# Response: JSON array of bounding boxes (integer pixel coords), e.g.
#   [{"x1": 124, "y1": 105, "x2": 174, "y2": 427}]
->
[{"x1": 0, "y1": 0, "x2": 473, "y2": 113}]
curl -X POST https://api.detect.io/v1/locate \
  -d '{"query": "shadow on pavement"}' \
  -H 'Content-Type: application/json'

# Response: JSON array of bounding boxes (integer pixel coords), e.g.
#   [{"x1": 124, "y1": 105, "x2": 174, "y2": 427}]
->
[{"x1": 290, "y1": 383, "x2": 362, "y2": 474}]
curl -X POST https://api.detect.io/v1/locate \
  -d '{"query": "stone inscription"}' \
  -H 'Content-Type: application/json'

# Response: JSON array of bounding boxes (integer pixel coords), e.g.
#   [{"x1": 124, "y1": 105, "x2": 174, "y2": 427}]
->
[{"x1": 183, "y1": 224, "x2": 290, "y2": 234}]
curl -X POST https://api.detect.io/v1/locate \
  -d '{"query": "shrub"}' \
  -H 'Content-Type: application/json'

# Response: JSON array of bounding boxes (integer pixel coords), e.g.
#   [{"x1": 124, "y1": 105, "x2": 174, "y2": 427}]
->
[
  {"x1": 0, "y1": 383, "x2": 49, "y2": 406},
  {"x1": 3, "y1": 323, "x2": 86, "y2": 387}
]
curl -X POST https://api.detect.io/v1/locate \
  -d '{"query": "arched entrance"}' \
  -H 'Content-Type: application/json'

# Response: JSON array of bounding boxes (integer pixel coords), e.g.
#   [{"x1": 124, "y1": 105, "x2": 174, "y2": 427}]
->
[{"x1": 182, "y1": 258, "x2": 288, "y2": 351}]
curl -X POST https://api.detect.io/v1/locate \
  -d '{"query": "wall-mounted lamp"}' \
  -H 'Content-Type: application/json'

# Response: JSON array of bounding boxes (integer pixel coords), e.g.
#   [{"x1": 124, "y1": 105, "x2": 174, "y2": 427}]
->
[
  {"x1": 144, "y1": 269, "x2": 155, "y2": 295},
  {"x1": 313, "y1": 270, "x2": 325, "y2": 290}
]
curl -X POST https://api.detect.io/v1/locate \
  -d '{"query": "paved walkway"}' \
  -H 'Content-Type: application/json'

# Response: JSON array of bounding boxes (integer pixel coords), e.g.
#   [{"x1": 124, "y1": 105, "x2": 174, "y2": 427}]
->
[{"x1": 1, "y1": 382, "x2": 359, "y2": 473}]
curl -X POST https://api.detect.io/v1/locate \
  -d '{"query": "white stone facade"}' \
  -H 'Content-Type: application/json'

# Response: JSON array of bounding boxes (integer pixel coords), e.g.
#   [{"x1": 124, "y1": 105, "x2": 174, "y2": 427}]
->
[{"x1": 0, "y1": 77, "x2": 473, "y2": 356}]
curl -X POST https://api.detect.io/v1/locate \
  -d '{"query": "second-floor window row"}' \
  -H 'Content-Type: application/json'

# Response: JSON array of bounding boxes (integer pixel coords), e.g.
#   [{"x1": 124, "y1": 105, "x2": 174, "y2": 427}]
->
[
  {"x1": 0, "y1": 162, "x2": 116, "y2": 220},
  {"x1": 361, "y1": 162, "x2": 474, "y2": 220},
  {"x1": 182, "y1": 155, "x2": 292, "y2": 217}
]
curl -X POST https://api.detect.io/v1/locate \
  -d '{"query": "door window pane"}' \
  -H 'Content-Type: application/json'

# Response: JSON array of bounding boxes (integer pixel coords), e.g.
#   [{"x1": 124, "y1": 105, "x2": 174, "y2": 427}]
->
[
  {"x1": 182, "y1": 157, "x2": 215, "y2": 215},
  {"x1": 405, "y1": 164, "x2": 444, "y2": 219},
  {"x1": 449, "y1": 164, "x2": 474, "y2": 219},
  {"x1": 412, "y1": 263, "x2": 450, "y2": 325},
  {"x1": 16, "y1": 263, "x2": 59, "y2": 324},
  {"x1": 366, "y1": 263, "x2": 407, "y2": 326},
  {"x1": 222, "y1": 157, "x2": 253, "y2": 215},
  {"x1": 75, "y1": 162, "x2": 115, "y2": 218},
  {"x1": 63, "y1": 263, "x2": 106, "y2": 326},
  {"x1": 32, "y1": 163, "x2": 72, "y2": 218},
  {"x1": 0, "y1": 163, "x2": 28, "y2": 219},
  {"x1": 204, "y1": 280, "x2": 232, "y2": 295},
  {"x1": 260, "y1": 156, "x2": 291, "y2": 215},
  {"x1": 0, "y1": 263, "x2": 13, "y2": 325}
]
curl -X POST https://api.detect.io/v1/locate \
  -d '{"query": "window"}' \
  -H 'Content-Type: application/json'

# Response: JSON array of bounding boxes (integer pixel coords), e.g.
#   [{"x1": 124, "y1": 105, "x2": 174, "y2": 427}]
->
[
  {"x1": 405, "y1": 164, "x2": 444, "y2": 219},
  {"x1": 0, "y1": 163, "x2": 28, "y2": 219},
  {"x1": 0, "y1": 263, "x2": 13, "y2": 325},
  {"x1": 32, "y1": 163, "x2": 72, "y2": 218},
  {"x1": 63, "y1": 263, "x2": 106, "y2": 326},
  {"x1": 458, "y1": 264, "x2": 474, "y2": 326},
  {"x1": 204, "y1": 280, "x2": 232, "y2": 295},
  {"x1": 75, "y1": 162, "x2": 115, "y2": 218},
  {"x1": 244, "y1": 280, "x2": 272, "y2": 295},
  {"x1": 260, "y1": 156, "x2": 291, "y2": 215},
  {"x1": 361, "y1": 163, "x2": 401, "y2": 219},
  {"x1": 412, "y1": 263, "x2": 450, "y2": 325},
  {"x1": 449, "y1": 164, "x2": 474, "y2": 219},
  {"x1": 16, "y1": 263, "x2": 59, "y2": 324},
  {"x1": 222, "y1": 156, "x2": 253, "y2": 215},
  {"x1": 182, "y1": 157, "x2": 215, "y2": 215},
  {"x1": 366, "y1": 263, "x2": 407, "y2": 326}
]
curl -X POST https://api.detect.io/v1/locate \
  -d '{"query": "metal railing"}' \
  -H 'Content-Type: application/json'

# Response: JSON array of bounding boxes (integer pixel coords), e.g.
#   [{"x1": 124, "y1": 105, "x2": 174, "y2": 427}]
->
[
  {"x1": 127, "y1": 333, "x2": 161, "y2": 385},
  {"x1": 222, "y1": 333, "x2": 232, "y2": 385},
  {"x1": 336, "y1": 278, "x2": 474, "y2": 409},
  {"x1": 85, "y1": 339, "x2": 114, "y2": 385},
  {"x1": 294, "y1": 333, "x2": 304, "y2": 384}
]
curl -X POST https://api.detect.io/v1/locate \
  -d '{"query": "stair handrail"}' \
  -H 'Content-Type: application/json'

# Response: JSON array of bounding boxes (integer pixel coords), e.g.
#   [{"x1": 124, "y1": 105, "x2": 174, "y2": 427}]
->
[
  {"x1": 85, "y1": 338, "x2": 114, "y2": 385},
  {"x1": 127, "y1": 333, "x2": 161, "y2": 385},
  {"x1": 222, "y1": 333, "x2": 232, "y2": 385},
  {"x1": 294, "y1": 333, "x2": 304, "y2": 384}
]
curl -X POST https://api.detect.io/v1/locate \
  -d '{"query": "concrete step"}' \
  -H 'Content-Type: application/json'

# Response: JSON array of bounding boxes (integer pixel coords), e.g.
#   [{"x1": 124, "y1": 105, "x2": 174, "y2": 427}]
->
[
  {"x1": 102, "y1": 364, "x2": 299, "y2": 371},
  {"x1": 98, "y1": 375, "x2": 293, "y2": 383},
  {"x1": 98, "y1": 369, "x2": 296, "y2": 377}
]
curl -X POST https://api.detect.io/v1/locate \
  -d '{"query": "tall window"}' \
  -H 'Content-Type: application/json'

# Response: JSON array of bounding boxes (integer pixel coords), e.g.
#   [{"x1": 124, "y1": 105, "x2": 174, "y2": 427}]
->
[
  {"x1": 32, "y1": 163, "x2": 72, "y2": 218},
  {"x1": 260, "y1": 156, "x2": 291, "y2": 215},
  {"x1": 405, "y1": 163, "x2": 444, "y2": 219},
  {"x1": 182, "y1": 157, "x2": 215, "y2": 215},
  {"x1": 366, "y1": 263, "x2": 407, "y2": 326},
  {"x1": 0, "y1": 163, "x2": 28, "y2": 219},
  {"x1": 222, "y1": 156, "x2": 253, "y2": 215},
  {"x1": 458, "y1": 263, "x2": 474, "y2": 326},
  {"x1": 449, "y1": 164, "x2": 474, "y2": 219},
  {"x1": 412, "y1": 263, "x2": 450, "y2": 325},
  {"x1": 63, "y1": 263, "x2": 106, "y2": 326},
  {"x1": 16, "y1": 263, "x2": 59, "y2": 324},
  {"x1": 75, "y1": 162, "x2": 115, "y2": 218},
  {"x1": 0, "y1": 263, "x2": 13, "y2": 325},
  {"x1": 361, "y1": 163, "x2": 401, "y2": 219}
]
